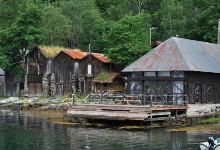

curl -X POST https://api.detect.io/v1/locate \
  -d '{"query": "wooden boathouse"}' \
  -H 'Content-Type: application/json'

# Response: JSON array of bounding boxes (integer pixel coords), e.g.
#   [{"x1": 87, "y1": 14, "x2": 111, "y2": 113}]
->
[
  {"x1": 24, "y1": 46, "x2": 114, "y2": 97},
  {"x1": 122, "y1": 37, "x2": 220, "y2": 105}
]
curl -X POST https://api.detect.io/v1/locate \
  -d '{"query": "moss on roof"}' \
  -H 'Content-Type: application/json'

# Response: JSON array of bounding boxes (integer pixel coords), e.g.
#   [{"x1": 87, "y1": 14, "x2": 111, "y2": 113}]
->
[
  {"x1": 93, "y1": 73, "x2": 124, "y2": 83},
  {"x1": 38, "y1": 45, "x2": 63, "y2": 58}
]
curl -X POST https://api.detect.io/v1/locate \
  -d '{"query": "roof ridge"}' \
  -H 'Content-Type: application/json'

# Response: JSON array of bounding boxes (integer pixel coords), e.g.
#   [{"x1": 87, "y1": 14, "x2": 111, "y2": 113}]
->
[{"x1": 172, "y1": 37, "x2": 190, "y2": 70}]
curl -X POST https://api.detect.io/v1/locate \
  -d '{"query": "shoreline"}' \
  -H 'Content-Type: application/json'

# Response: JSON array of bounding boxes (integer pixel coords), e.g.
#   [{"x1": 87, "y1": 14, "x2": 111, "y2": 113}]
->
[
  {"x1": 3, "y1": 107, "x2": 220, "y2": 132},
  {"x1": 1, "y1": 96, "x2": 220, "y2": 130}
]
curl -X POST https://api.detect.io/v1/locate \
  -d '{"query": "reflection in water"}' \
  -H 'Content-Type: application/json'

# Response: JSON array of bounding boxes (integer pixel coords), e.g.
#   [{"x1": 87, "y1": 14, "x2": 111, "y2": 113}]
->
[
  {"x1": 67, "y1": 127, "x2": 190, "y2": 150},
  {"x1": 0, "y1": 109, "x2": 219, "y2": 150}
]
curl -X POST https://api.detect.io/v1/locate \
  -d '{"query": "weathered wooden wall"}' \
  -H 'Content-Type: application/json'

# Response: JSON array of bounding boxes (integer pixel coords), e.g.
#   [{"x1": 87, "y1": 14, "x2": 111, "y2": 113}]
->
[
  {"x1": 95, "y1": 78, "x2": 125, "y2": 93},
  {"x1": 26, "y1": 48, "x2": 49, "y2": 97},
  {"x1": 28, "y1": 48, "x2": 48, "y2": 74},
  {"x1": 78, "y1": 55, "x2": 113, "y2": 95},
  {"x1": 79, "y1": 55, "x2": 113, "y2": 77},
  {"x1": 187, "y1": 71, "x2": 220, "y2": 104},
  {"x1": 5, "y1": 72, "x2": 22, "y2": 96},
  {"x1": 51, "y1": 51, "x2": 77, "y2": 96}
]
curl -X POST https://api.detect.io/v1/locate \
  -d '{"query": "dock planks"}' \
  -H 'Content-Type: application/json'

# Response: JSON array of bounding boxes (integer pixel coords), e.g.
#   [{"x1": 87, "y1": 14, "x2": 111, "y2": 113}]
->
[{"x1": 67, "y1": 104, "x2": 188, "y2": 122}]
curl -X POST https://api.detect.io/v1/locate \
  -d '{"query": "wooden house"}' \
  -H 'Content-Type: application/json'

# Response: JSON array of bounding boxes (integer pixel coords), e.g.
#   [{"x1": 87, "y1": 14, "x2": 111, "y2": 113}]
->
[
  {"x1": 92, "y1": 72, "x2": 126, "y2": 93},
  {"x1": 25, "y1": 46, "x2": 62, "y2": 97},
  {"x1": 25, "y1": 45, "x2": 117, "y2": 97},
  {"x1": 51, "y1": 49, "x2": 88, "y2": 96},
  {"x1": 122, "y1": 37, "x2": 220, "y2": 105},
  {"x1": 78, "y1": 53, "x2": 115, "y2": 95}
]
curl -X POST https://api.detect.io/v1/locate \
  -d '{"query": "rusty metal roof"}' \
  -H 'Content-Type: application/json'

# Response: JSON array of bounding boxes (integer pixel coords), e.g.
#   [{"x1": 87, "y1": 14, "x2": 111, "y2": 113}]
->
[
  {"x1": 63, "y1": 49, "x2": 88, "y2": 59},
  {"x1": 92, "y1": 53, "x2": 110, "y2": 63},
  {"x1": 122, "y1": 37, "x2": 220, "y2": 73}
]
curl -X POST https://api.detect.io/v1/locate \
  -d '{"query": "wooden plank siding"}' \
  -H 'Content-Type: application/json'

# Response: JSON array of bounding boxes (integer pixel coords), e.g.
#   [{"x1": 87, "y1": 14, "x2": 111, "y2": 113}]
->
[
  {"x1": 27, "y1": 47, "x2": 48, "y2": 75},
  {"x1": 26, "y1": 47, "x2": 49, "y2": 97},
  {"x1": 79, "y1": 54, "x2": 114, "y2": 95},
  {"x1": 94, "y1": 79, "x2": 125, "y2": 93},
  {"x1": 51, "y1": 51, "x2": 78, "y2": 96},
  {"x1": 79, "y1": 54, "x2": 114, "y2": 77},
  {"x1": 187, "y1": 71, "x2": 220, "y2": 104},
  {"x1": 16, "y1": 46, "x2": 118, "y2": 97},
  {"x1": 5, "y1": 72, "x2": 22, "y2": 96}
]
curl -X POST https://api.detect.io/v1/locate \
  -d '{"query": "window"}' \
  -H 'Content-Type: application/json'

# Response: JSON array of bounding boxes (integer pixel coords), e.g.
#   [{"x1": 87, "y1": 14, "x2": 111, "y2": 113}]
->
[
  {"x1": 158, "y1": 71, "x2": 170, "y2": 77},
  {"x1": 130, "y1": 81, "x2": 142, "y2": 94},
  {"x1": 103, "y1": 83, "x2": 107, "y2": 87},
  {"x1": 29, "y1": 59, "x2": 33, "y2": 65},
  {"x1": 144, "y1": 71, "x2": 156, "y2": 77},
  {"x1": 131, "y1": 72, "x2": 142, "y2": 78},
  {"x1": 87, "y1": 63, "x2": 92, "y2": 75},
  {"x1": 171, "y1": 71, "x2": 184, "y2": 77}
]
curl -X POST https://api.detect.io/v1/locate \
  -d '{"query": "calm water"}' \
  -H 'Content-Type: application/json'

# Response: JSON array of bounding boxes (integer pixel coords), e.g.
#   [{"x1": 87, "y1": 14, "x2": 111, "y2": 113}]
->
[{"x1": 0, "y1": 109, "x2": 219, "y2": 150}]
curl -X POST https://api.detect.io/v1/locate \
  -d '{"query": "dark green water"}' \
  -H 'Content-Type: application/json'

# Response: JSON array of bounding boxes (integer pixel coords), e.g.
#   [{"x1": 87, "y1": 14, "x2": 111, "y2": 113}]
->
[{"x1": 0, "y1": 109, "x2": 219, "y2": 150}]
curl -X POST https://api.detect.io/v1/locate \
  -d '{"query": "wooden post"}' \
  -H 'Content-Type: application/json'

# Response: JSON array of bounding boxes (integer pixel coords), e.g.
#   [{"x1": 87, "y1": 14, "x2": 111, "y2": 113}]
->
[
  {"x1": 122, "y1": 93, "x2": 125, "y2": 105},
  {"x1": 101, "y1": 92, "x2": 103, "y2": 104},
  {"x1": 165, "y1": 94, "x2": 167, "y2": 105},
  {"x1": 150, "y1": 94, "x2": 153, "y2": 107},
  {"x1": 72, "y1": 94, "x2": 75, "y2": 105}
]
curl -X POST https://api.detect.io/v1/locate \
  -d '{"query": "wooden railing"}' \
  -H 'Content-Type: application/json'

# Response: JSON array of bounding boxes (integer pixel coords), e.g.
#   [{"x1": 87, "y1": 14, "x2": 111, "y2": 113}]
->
[{"x1": 86, "y1": 92, "x2": 187, "y2": 106}]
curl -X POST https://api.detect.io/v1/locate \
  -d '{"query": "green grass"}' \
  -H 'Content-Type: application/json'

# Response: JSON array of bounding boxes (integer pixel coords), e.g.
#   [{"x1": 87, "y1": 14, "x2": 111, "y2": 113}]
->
[
  {"x1": 0, "y1": 96, "x2": 10, "y2": 99},
  {"x1": 201, "y1": 115, "x2": 220, "y2": 123}
]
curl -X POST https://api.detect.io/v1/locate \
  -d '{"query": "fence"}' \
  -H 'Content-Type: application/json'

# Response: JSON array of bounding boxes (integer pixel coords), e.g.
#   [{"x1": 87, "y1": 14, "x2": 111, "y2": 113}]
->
[{"x1": 85, "y1": 92, "x2": 187, "y2": 106}]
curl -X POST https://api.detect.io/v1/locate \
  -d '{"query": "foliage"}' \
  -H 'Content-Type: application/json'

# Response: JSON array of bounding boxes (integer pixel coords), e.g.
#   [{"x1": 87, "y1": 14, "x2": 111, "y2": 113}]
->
[
  {"x1": 14, "y1": 3, "x2": 44, "y2": 55},
  {"x1": 60, "y1": 0, "x2": 105, "y2": 51},
  {"x1": 0, "y1": 2, "x2": 44, "y2": 74},
  {"x1": 103, "y1": 13, "x2": 152, "y2": 66},
  {"x1": 159, "y1": 0, "x2": 190, "y2": 39},
  {"x1": 42, "y1": 5, "x2": 71, "y2": 46},
  {"x1": 201, "y1": 115, "x2": 220, "y2": 124},
  {"x1": 0, "y1": 0, "x2": 27, "y2": 30},
  {"x1": 190, "y1": 0, "x2": 220, "y2": 43},
  {"x1": 0, "y1": 0, "x2": 219, "y2": 72}
]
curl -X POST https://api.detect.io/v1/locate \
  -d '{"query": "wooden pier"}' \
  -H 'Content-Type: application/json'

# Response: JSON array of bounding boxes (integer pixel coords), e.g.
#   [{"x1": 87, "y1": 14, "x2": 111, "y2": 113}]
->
[{"x1": 67, "y1": 104, "x2": 188, "y2": 122}]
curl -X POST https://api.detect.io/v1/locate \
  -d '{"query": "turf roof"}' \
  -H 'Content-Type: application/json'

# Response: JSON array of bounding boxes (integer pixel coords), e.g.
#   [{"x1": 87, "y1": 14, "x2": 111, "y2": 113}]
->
[{"x1": 38, "y1": 45, "x2": 64, "y2": 58}]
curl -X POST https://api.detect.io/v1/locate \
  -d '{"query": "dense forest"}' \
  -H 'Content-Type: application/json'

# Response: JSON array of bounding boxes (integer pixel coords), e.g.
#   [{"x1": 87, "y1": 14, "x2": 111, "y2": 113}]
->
[{"x1": 0, "y1": 0, "x2": 219, "y2": 75}]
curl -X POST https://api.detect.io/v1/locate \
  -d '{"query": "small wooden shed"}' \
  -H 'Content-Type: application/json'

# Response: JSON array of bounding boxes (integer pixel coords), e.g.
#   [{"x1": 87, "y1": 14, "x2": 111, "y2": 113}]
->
[
  {"x1": 79, "y1": 53, "x2": 115, "y2": 95},
  {"x1": 92, "y1": 73, "x2": 126, "y2": 93}
]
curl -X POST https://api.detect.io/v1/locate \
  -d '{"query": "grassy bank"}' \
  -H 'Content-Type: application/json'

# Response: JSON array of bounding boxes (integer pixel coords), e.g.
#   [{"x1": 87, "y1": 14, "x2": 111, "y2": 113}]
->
[{"x1": 201, "y1": 115, "x2": 220, "y2": 124}]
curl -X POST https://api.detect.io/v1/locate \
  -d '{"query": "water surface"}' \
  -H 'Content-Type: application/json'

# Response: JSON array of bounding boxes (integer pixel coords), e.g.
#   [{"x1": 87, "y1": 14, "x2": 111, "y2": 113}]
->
[{"x1": 0, "y1": 109, "x2": 219, "y2": 150}]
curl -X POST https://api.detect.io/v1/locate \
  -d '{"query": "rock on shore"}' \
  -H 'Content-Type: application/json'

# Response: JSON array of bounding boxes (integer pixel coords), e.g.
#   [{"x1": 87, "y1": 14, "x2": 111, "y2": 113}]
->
[{"x1": 0, "y1": 97, "x2": 72, "y2": 111}]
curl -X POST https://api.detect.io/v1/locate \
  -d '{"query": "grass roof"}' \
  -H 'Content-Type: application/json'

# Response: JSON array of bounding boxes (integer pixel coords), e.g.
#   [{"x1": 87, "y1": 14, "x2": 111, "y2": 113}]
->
[
  {"x1": 93, "y1": 73, "x2": 120, "y2": 83},
  {"x1": 38, "y1": 45, "x2": 64, "y2": 58}
]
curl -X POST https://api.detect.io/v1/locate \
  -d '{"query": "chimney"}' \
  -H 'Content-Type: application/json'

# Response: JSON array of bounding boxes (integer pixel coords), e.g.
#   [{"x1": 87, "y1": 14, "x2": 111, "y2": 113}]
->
[{"x1": 218, "y1": 19, "x2": 220, "y2": 44}]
